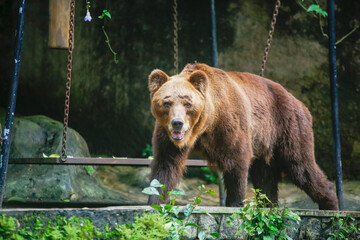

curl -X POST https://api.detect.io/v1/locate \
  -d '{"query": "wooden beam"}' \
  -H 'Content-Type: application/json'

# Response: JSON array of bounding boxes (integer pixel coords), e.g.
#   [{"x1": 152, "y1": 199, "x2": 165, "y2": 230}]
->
[{"x1": 8, "y1": 157, "x2": 208, "y2": 167}]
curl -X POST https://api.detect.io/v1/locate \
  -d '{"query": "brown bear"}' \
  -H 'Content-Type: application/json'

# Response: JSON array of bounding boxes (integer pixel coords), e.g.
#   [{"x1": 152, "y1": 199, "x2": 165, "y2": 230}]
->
[{"x1": 147, "y1": 63, "x2": 339, "y2": 210}]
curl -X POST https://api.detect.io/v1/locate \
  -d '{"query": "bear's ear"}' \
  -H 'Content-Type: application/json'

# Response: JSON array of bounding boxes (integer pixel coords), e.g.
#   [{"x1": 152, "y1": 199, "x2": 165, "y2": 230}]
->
[
  {"x1": 149, "y1": 69, "x2": 169, "y2": 98},
  {"x1": 189, "y1": 70, "x2": 208, "y2": 96}
]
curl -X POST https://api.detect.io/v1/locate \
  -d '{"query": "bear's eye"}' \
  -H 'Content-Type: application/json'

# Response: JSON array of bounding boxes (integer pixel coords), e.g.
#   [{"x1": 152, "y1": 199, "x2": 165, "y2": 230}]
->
[
  {"x1": 184, "y1": 103, "x2": 192, "y2": 109},
  {"x1": 163, "y1": 102, "x2": 171, "y2": 108}
]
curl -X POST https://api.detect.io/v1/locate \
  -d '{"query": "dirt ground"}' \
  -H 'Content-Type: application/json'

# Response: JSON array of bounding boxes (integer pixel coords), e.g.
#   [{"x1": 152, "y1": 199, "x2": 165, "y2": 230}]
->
[
  {"x1": 97, "y1": 166, "x2": 360, "y2": 211},
  {"x1": 179, "y1": 178, "x2": 360, "y2": 211}
]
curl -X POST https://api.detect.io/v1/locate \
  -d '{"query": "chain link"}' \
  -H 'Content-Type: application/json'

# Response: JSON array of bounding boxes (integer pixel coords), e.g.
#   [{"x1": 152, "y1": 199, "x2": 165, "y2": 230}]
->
[
  {"x1": 173, "y1": 0, "x2": 179, "y2": 75},
  {"x1": 61, "y1": 0, "x2": 75, "y2": 161},
  {"x1": 259, "y1": 0, "x2": 281, "y2": 77}
]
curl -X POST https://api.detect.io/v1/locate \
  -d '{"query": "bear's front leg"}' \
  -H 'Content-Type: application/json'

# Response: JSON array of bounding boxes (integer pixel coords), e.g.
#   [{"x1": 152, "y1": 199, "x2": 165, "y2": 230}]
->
[
  {"x1": 223, "y1": 161, "x2": 250, "y2": 207},
  {"x1": 148, "y1": 124, "x2": 190, "y2": 205}
]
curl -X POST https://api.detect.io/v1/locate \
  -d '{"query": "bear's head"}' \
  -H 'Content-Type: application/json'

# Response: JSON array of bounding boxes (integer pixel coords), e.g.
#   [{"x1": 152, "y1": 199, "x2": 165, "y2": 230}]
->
[{"x1": 148, "y1": 69, "x2": 208, "y2": 148}]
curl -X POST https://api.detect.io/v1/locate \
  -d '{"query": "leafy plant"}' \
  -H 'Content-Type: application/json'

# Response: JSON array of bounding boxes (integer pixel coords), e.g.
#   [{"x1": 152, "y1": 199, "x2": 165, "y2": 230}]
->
[
  {"x1": 106, "y1": 212, "x2": 171, "y2": 240},
  {"x1": 297, "y1": 0, "x2": 359, "y2": 44},
  {"x1": 0, "y1": 215, "x2": 101, "y2": 240},
  {"x1": 98, "y1": 10, "x2": 119, "y2": 64},
  {"x1": 42, "y1": 153, "x2": 60, "y2": 158},
  {"x1": 84, "y1": 165, "x2": 96, "y2": 176},
  {"x1": 307, "y1": 4, "x2": 327, "y2": 17},
  {"x1": 0, "y1": 214, "x2": 18, "y2": 240},
  {"x1": 201, "y1": 167, "x2": 219, "y2": 183},
  {"x1": 142, "y1": 144, "x2": 153, "y2": 158},
  {"x1": 328, "y1": 214, "x2": 360, "y2": 240},
  {"x1": 142, "y1": 179, "x2": 219, "y2": 240},
  {"x1": 226, "y1": 189, "x2": 301, "y2": 240},
  {"x1": 98, "y1": 9, "x2": 111, "y2": 19}
]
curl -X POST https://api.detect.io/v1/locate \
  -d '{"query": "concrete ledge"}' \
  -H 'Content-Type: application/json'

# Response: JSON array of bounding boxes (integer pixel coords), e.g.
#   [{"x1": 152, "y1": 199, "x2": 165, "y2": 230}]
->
[{"x1": 1, "y1": 206, "x2": 360, "y2": 239}]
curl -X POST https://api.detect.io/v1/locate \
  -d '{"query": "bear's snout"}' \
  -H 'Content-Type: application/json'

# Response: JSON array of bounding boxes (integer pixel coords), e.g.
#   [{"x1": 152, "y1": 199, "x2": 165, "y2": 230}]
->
[{"x1": 171, "y1": 118, "x2": 184, "y2": 131}]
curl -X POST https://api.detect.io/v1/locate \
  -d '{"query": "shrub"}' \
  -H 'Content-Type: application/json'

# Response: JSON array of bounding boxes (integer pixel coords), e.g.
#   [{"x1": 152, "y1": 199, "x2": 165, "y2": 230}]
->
[{"x1": 226, "y1": 189, "x2": 301, "y2": 240}]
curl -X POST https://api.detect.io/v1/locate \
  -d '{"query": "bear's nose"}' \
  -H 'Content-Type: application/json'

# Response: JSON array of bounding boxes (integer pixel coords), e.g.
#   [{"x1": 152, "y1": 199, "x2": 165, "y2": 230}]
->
[{"x1": 171, "y1": 118, "x2": 184, "y2": 131}]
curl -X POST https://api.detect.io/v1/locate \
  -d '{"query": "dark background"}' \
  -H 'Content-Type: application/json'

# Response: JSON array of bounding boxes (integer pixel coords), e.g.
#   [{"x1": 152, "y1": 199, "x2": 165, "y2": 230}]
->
[{"x1": 0, "y1": 0, "x2": 359, "y2": 179}]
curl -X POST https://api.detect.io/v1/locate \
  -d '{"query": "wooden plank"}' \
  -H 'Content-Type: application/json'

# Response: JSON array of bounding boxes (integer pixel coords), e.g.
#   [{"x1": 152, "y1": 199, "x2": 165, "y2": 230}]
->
[
  {"x1": 8, "y1": 157, "x2": 208, "y2": 167},
  {"x1": 48, "y1": 0, "x2": 70, "y2": 48}
]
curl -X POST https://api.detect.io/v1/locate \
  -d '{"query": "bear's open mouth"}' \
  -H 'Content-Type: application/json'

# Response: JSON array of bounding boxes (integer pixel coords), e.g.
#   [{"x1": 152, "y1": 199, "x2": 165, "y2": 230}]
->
[{"x1": 171, "y1": 130, "x2": 185, "y2": 141}]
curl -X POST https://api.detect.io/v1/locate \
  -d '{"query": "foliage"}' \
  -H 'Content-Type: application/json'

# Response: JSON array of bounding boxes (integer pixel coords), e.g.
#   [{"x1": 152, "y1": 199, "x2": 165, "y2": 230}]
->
[
  {"x1": 98, "y1": 10, "x2": 111, "y2": 20},
  {"x1": 42, "y1": 153, "x2": 60, "y2": 158},
  {"x1": 142, "y1": 179, "x2": 219, "y2": 240},
  {"x1": 98, "y1": 10, "x2": 119, "y2": 64},
  {"x1": 142, "y1": 144, "x2": 153, "y2": 158},
  {"x1": 102, "y1": 212, "x2": 170, "y2": 240},
  {"x1": 327, "y1": 214, "x2": 360, "y2": 240},
  {"x1": 226, "y1": 189, "x2": 301, "y2": 240},
  {"x1": 0, "y1": 213, "x2": 169, "y2": 240},
  {"x1": 201, "y1": 167, "x2": 219, "y2": 183},
  {"x1": 85, "y1": 165, "x2": 96, "y2": 176},
  {"x1": 306, "y1": 4, "x2": 327, "y2": 17},
  {"x1": 0, "y1": 214, "x2": 18, "y2": 240},
  {"x1": 1, "y1": 180, "x2": 220, "y2": 240},
  {"x1": 0, "y1": 215, "x2": 101, "y2": 240},
  {"x1": 297, "y1": 0, "x2": 359, "y2": 43}
]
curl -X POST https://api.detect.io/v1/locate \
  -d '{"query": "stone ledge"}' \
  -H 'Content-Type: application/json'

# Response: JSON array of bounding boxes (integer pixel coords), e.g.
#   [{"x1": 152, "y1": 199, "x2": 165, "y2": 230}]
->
[{"x1": 1, "y1": 206, "x2": 359, "y2": 239}]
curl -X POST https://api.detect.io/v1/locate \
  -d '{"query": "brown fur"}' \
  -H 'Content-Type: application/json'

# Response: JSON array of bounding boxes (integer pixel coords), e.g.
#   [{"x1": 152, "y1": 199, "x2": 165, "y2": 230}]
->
[{"x1": 148, "y1": 63, "x2": 339, "y2": 210}]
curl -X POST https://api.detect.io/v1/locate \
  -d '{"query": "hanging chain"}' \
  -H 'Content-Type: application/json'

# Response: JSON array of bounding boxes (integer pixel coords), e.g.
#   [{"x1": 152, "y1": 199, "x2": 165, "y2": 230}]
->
[
  {"x1": 259, "y1": 0, "x2": 281, "y2": 77},
  {"x1": 61, "y1": 0, "x2": 75, "y2": 161},
  {"x1": 173, "y1": 0, "x2": 179, "y2": 74}
]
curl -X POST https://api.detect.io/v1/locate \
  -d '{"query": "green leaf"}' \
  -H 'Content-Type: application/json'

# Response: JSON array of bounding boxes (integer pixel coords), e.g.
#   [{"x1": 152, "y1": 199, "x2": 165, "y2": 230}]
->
[
  {"x1": 85, "y1": 165, "x2": 96, "y2": 176},
  {"x1": 49, "y1": 154, "x2": 60, "y2": 158},
  {"x1": 210, "y1": 232, "x2": 220, "y2": 239},
  {"x1": 150, "y1": 204, "x2": 163, "y2": 213},
  {"x1": 201, "y1": 167, "x2": 211, "y2": 173},
  {"x1": 104, "y1": 11, "x2": 111, "y2": 19},
  {"x1": 198, "y1": 230, "x2": 206, "y2": 240},
  {"x1": 207, "y1": 189, "x2": 217, "y2": 195},
  {"x1": 167, "y1": 190, "x2": 186, "y2": 196},
  {"x1": 171, "y1": 206, "x2": 180, "y2": 217},
  {"x1": 150, "y1": 179, "x2": 165, "y2": 188},
  {"x1": 263, "y1": 235, "x2": 274, "y2": 240},
  {"x1": 307, "y1": 4, "x2": 328, "y2": 17},
  {"x1": 142, "y1": 187, "x2": 160, "y2": 195},
  {"x1": 7, "y1": 196, "x2": 26, "y2": 203},
  {"x1": 164, "y1": 204, "x2": 173, "y2": 211},
  {"x1": 186, "y1": 222, "x2": 201, "y2": 229},
  {"x1": 184, "y1": 204, "x2": 194, "y2": 217},
  {"x1": 195, "y1": 197, "x2": 202, "y2": 205}
]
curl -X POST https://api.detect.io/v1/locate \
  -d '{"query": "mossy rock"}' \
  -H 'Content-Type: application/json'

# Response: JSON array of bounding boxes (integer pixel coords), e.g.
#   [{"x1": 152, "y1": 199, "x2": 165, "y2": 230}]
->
[
  {"x1": 0, "y1": 115, "x2": 128, "y2": 203},
  {"x1": 6, "y1": 115, "x2": 90, "y2": 158}
]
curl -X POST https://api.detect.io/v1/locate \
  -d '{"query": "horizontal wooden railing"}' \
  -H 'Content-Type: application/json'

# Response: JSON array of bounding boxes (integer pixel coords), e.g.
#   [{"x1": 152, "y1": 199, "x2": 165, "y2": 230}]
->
[{"x1": 8, "y1": 157, "x2": 208, "y2": 167}]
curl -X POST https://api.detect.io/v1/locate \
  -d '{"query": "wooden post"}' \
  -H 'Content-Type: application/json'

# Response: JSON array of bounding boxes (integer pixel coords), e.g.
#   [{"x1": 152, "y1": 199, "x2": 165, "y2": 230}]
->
[{"x1": 48, "y1": 0, "x2": 70, "y2": 49}]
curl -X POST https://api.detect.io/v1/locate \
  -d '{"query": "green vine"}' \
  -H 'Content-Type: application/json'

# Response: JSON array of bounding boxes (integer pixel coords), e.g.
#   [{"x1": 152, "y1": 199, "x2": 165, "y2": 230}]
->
[
  {"x1": 296, "y1": 0, "x2": 359, "y2": 44},
  {"x1": 98, "y1": 10, "x2": 119, "y2": 64}
]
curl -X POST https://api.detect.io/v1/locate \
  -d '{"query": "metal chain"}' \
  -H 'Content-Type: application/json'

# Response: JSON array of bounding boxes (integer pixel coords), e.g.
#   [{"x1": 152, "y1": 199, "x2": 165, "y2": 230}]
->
[
  {"x1": 259, "y1": 0, "x2": 281, "y2": 77},
  {"x1": 173, "y1": 0, "x2": 179, "y2": 74},
  {"x1": 61, "y1": 0, "x2": 75, "y2": 161}
]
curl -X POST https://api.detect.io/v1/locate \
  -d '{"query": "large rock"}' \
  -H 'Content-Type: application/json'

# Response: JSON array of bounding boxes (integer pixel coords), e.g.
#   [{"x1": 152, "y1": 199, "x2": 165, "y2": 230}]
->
[
  {"x1": 8, "y1": 115, "x2": 90, "y2": 158},
  {"x1": 1, "y1": 115, "x2": 128, "y2": 204}
]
